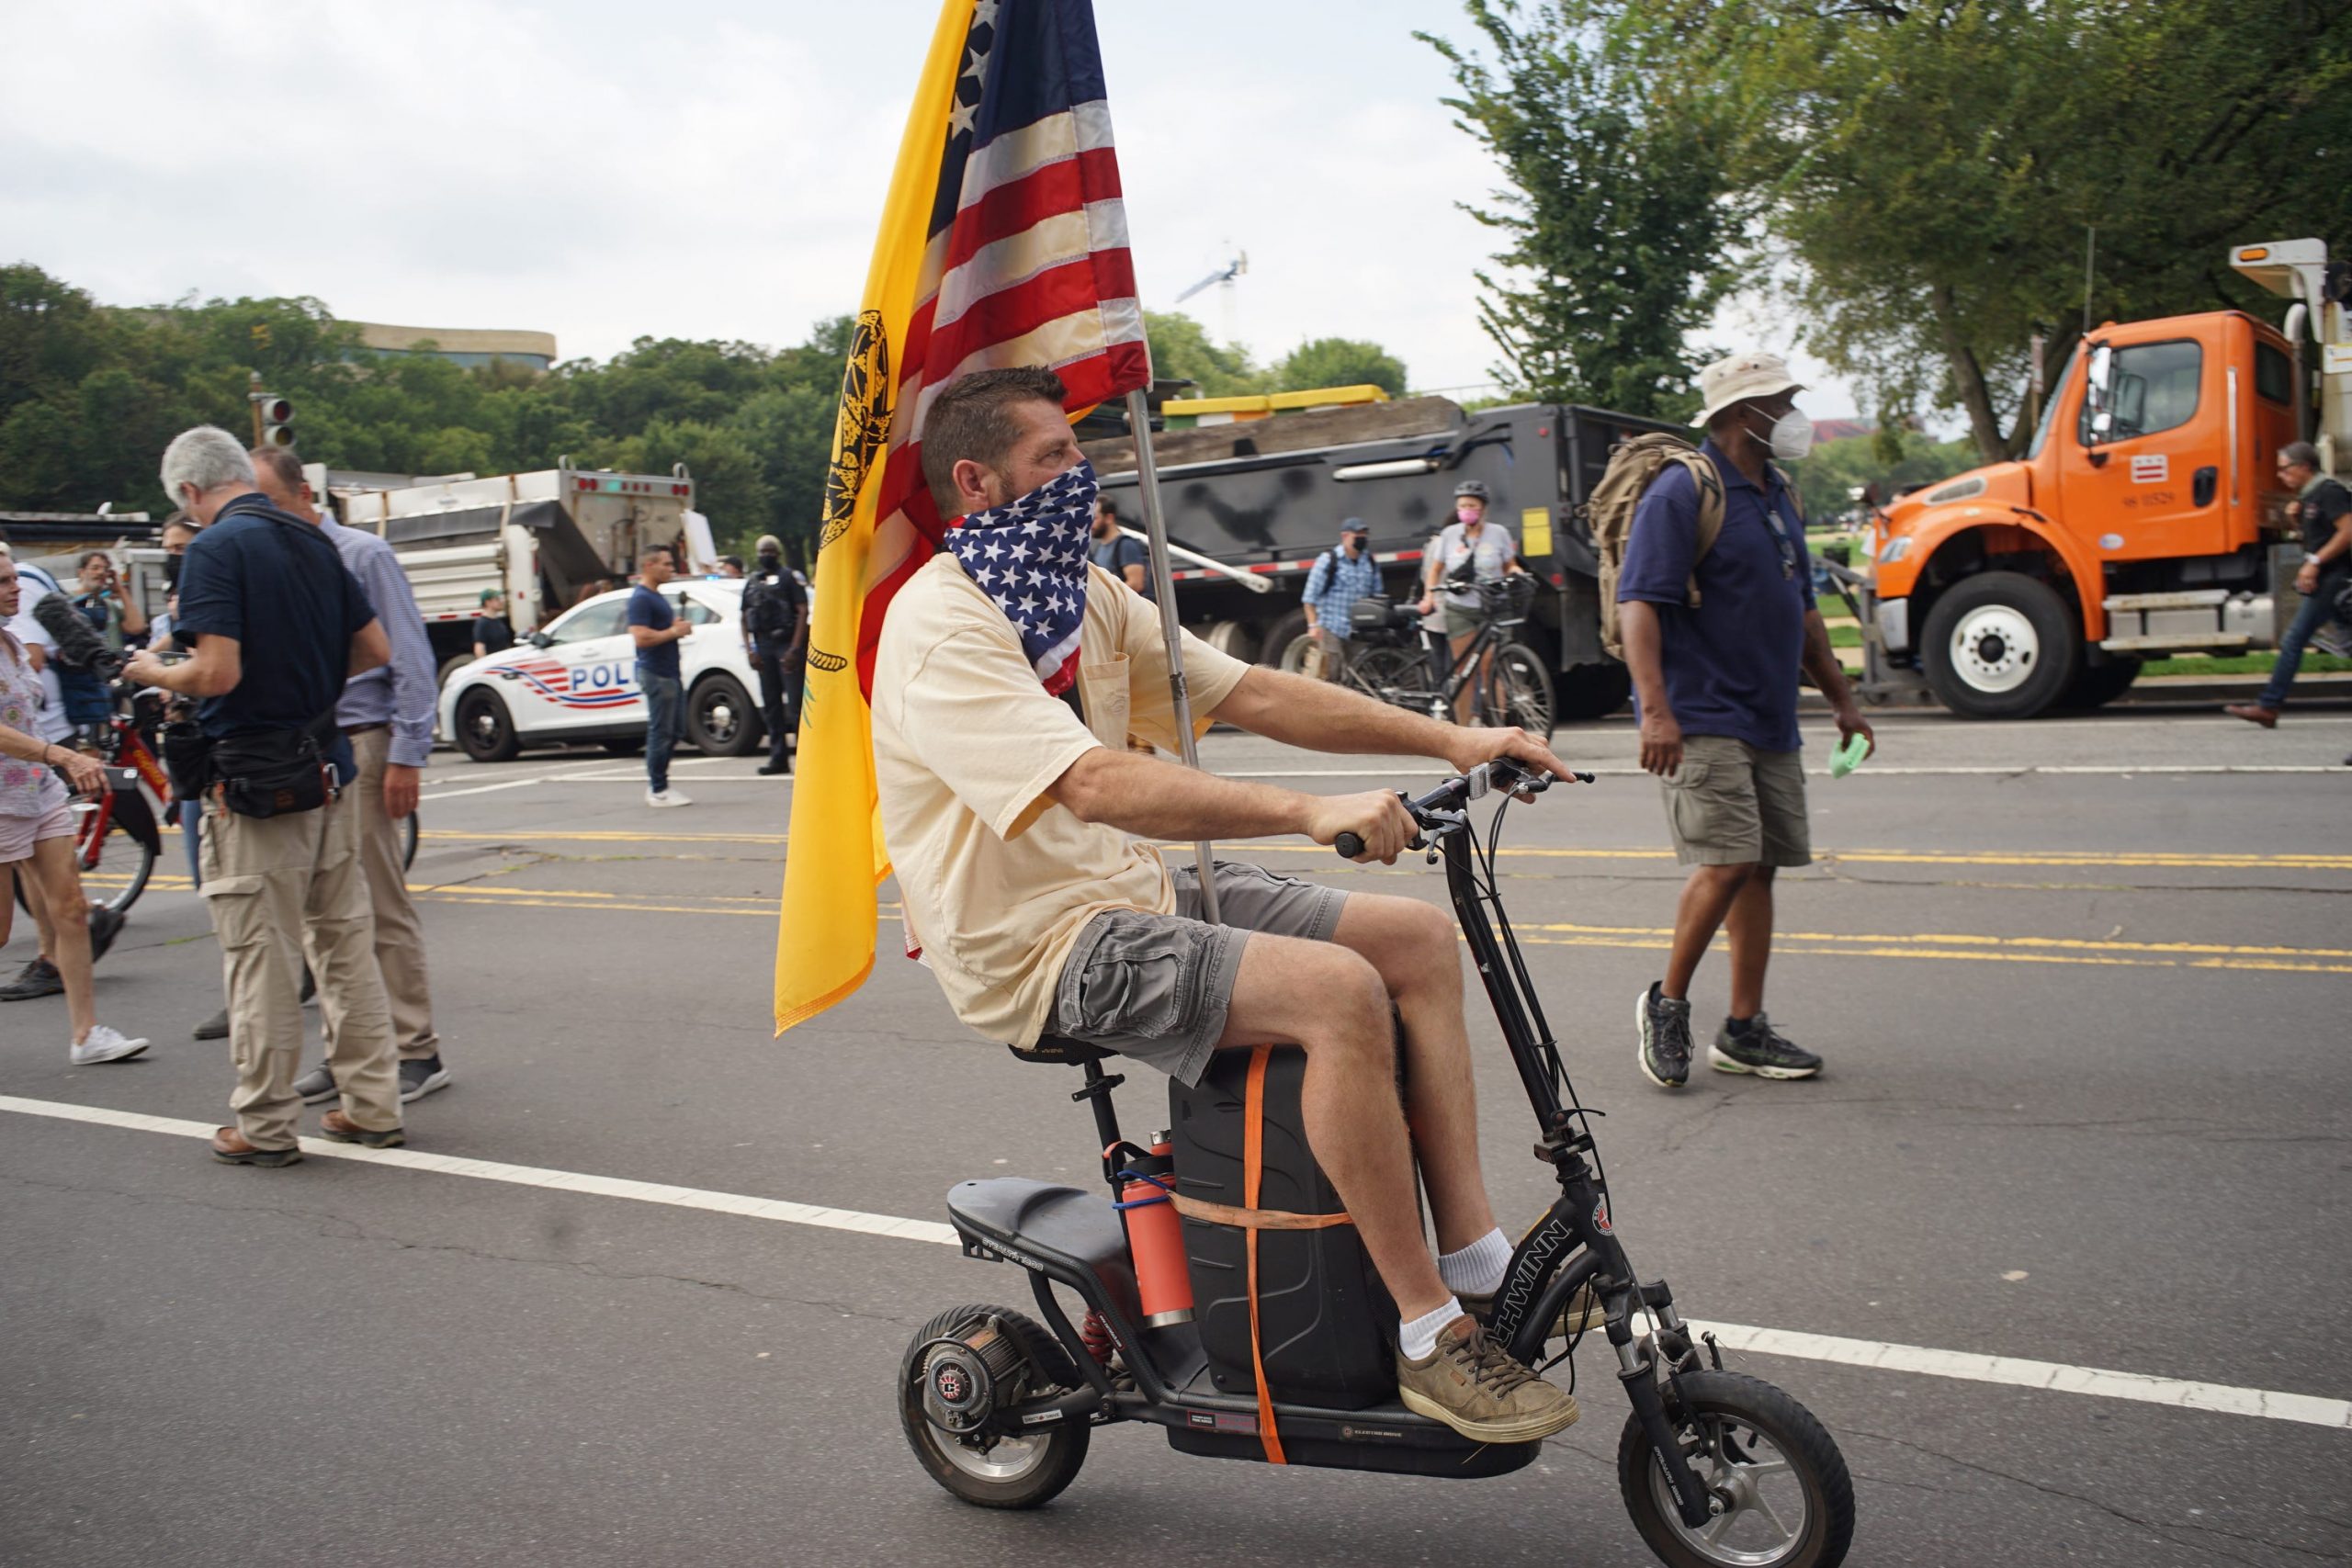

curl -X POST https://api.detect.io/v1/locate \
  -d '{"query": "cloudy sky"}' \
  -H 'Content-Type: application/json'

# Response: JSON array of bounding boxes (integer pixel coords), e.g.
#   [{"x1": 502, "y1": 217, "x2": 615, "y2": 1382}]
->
[{"x1": 2, "y1": 0, "x2": 1854, "y2": 415}]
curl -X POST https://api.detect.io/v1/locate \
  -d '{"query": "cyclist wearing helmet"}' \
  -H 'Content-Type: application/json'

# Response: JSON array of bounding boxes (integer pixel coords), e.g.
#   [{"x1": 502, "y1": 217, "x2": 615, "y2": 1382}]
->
[{"x1": 1416, "y1": 479, "x2": 1523, "y2": 723}]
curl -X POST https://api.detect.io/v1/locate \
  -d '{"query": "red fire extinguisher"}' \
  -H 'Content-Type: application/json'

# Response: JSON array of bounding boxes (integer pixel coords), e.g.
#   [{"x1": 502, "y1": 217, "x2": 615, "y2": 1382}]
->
[{"x1": 1113, "y1": 1134, "x2": 1193, "y2": 1327}]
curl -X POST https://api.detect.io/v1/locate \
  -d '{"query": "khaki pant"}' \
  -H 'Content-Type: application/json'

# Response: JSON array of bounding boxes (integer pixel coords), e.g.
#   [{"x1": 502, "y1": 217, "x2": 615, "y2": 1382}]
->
[
  {"x1": 1659, "y1": 734, "x2": 1814, "y2": 868},
  {"x1": 338, "y1": 725, "x2": 438, "y2": 1060},
  {"x1": 200, "y1": 785, "x2": 400, "y2": 1149}
]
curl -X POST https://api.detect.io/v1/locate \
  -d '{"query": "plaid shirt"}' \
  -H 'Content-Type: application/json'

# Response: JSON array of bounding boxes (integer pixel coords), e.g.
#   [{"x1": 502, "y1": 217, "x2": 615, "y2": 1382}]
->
[{"x1": 1301, "y1": 547, "x2": 1383, "y2": 639}]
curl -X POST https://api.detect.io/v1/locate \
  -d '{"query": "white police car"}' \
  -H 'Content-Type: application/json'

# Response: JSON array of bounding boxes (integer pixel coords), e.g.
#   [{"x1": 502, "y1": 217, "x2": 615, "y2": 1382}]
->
[{"x1": 436, "y1": 580, "x2": 769, "y2": 762}]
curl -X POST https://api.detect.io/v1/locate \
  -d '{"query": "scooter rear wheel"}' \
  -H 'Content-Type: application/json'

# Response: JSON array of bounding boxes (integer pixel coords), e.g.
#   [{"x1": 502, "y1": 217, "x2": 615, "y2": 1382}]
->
[
  {"x1": 1616, "y1": 1370, "x2": 1853, "y2": 1568},
  {"x1": 899, "y1": 1303, "x2": 1091, "y2": 1510}
]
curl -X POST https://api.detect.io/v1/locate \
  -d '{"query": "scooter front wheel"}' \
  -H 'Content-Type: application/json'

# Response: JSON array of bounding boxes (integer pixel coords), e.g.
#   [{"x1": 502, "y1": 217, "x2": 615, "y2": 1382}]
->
[
  {"x1": 1616, "y1": 1370, "x2": 1854, "y2": 1568},
  {"x1": 898, "y1": 1303, "x2": 1091, "y2": 1510}
]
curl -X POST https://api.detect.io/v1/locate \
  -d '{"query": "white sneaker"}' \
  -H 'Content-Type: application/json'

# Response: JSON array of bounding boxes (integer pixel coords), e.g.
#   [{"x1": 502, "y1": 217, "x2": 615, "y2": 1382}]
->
[
  {"x1": 645, "y1": 787, "x2": 693, "y2": 808},
  {"x1": 71, "y1": 1025, "x2": 150, "y2": 1065}
]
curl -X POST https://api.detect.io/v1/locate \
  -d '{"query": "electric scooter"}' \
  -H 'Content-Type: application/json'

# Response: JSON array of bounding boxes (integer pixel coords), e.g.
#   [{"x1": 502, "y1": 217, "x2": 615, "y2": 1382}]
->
[{"x1": 900, "y1": 759, "x2": 1856, "y2": 1568}]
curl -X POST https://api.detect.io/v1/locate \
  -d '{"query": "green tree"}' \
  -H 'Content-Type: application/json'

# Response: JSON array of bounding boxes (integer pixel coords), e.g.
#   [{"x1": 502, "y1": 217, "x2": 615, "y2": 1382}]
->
[
  {"x1": 1421, "y1": 1, "x2": 1739, "y2": 418},
  {"x1": 1790, "y1": 429, "x2": 1982, "y2": 524},
  {"x1": 1268, "y1": 337, "x2": 1408, "y2": 397},
  {"x1": 1142, "y1": 310, "x2": 1264, "y2": 398},
  {"x1": 1610, "y1": 0, "x2": 2352, "y2": 459}
]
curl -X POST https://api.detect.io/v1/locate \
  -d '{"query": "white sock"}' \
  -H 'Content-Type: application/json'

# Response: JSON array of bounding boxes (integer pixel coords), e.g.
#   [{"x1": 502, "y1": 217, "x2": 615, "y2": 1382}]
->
[
  {"x1": 1437, "y1": 1226, "x2": 1513, "y2": 1297},
  {"x1": 1398, "y1": 1295, "x2": 1466, "y2": 1360}
]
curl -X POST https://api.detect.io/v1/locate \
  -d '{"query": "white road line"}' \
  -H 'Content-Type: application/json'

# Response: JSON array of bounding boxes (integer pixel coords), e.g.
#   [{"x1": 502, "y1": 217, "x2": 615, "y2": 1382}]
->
[
  {"x1": 418, "y1": 777, "x2": 551, "y2": 801},
  {"x1": 6, "y1": 1090, "x2": 2345, "y2": 1433},
  {"x1": 1216, "y1": 765, "x2": 2344, "y2": 780}
]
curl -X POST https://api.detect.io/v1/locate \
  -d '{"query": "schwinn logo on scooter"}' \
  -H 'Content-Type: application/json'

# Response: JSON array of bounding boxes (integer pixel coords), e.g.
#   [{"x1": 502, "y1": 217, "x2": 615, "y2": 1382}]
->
[
  {"x1": 1492, "y1": 1212, "x2": 1577, "y2": 1337},
  {"x1": 1593, "y1": 1196, "x2": 1613, "y2": 1235}
]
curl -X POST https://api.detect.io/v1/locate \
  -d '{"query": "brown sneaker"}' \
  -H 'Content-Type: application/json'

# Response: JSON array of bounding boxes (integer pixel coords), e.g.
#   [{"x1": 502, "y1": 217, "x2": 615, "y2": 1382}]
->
[
  {"x1": 210, "y1": 1127, "x2": 302, "y2": 1168},
  {"x1": 1395, "y1": 1318, "x2": 1578, "y2": 1442},
  {"x1": 319, "y1": 1110, "x2": 405, "y2": 1149},
  {"x1": 2224, "y1": 703, "x2": 2279, "y2": 728},
  {"x1": 1460, "y1": 1282, "x2": 1608, "y2": 1339}
]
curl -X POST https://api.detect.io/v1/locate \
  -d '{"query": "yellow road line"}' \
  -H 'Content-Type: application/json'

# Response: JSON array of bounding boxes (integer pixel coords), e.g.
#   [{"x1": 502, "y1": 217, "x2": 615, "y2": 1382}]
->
[
  {"x1": 1526, "y1": 921, "x2": 2352, "y2": 963},
  {"x1": 410, "y1": 829, "x2": 2352, "y2": 873}
]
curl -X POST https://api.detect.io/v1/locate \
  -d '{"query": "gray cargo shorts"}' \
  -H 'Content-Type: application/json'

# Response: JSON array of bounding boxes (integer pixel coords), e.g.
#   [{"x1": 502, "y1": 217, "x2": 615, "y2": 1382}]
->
[
  {"x1": 1660, "y1": 733, "x2": 1813, "y2": 867},
  {"x1": 1046, "y1": 860, "x2": 1348, "y2": 1087}
]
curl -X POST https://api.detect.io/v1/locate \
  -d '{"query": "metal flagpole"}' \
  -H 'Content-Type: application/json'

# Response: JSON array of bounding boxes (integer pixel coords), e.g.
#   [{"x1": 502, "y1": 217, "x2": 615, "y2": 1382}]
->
[{"x1": 1124, "y1": 387, "x2": 1222, "y2": 925}]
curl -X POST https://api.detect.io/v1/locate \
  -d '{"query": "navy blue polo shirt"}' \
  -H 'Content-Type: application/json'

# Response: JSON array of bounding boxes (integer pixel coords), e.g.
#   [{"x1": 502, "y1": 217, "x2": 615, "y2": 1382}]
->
[
  {"x1": 1615, "y1": 440, "x2": 1815, "y2": 752},
  {"x1": 174, "y1": 495, "x2": 380, "y2": 739},
  {"x1": 628, "y1": 583, "x2": 679, "y2": 679}
]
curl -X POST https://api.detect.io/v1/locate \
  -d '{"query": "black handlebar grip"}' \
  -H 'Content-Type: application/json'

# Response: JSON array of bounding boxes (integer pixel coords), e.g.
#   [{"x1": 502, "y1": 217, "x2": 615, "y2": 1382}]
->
[{"x1": 1335, "y1": 832, "x2": 1365, "y2": 859}]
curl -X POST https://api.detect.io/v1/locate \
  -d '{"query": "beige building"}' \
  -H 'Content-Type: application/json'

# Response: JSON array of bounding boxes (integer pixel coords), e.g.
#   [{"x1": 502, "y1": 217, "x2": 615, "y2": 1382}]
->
[{"x1": 349, "y1": 321, "x2": 557, "y2": 373}]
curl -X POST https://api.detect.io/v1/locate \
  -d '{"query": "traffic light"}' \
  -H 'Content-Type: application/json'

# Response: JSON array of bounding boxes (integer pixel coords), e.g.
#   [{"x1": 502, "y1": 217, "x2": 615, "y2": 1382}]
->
[{"x1": 254, "y1": 391, "x2": 295, "y2": 449}]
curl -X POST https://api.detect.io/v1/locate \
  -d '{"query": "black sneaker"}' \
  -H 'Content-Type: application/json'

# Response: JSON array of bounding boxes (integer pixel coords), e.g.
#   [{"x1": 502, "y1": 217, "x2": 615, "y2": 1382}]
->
[
  {"x1": 192, "y1": 1005, "x2": 230, "y2": 1041},
  {"x1": 1711, "y1": 1013, "x2": 1823, "y2": 1080},
  {"x1": 86, "y1": 905, "x2": 124, "y2": 964},
  {"x1": 292, "y1": 1064, "x2": 338, "y2": 1105},
  {"x1": 1636, "y1": 983, "x2": 1692, "y2": 1089},
  {"x1": 1, "y1": 958, "x2": 63, "y2": 1001},
  {"x1": 398, "y1": 1055, "x2": 452, "y2": 1102}
]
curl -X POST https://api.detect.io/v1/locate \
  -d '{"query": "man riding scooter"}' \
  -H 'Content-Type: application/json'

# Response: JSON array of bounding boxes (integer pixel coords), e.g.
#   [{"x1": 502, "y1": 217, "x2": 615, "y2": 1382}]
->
[{"x1": 871, "y1": 367, "x2": 1588, "y2": 1445}]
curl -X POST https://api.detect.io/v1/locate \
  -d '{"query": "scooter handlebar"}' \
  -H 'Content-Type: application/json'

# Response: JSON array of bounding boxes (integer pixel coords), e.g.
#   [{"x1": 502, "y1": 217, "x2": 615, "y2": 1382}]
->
[{"x1": 1330, "y1": 759, "x2": 1595, "y2": 858}]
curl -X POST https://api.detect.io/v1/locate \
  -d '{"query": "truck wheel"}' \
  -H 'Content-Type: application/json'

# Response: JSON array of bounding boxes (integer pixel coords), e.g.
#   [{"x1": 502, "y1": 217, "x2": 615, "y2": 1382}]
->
[
  {"x1": 1258, "y1": 608, "x2": 1311, "y2": 666},
  {"x1": 454, "y1": 688, "x2": 521, "y2": 763},
  {"x1": 1201, "y1": 621, "x2": 1259, "y2": 662},
  {"x1": 1919, "y1": 572, "x2": 2081, "y2": 720},
  {"x1": 1555, "y1": 661, "x2": 1633, "y2": 723},
  {"x1": 2061, "y1": 657, "x2": 2141, "y2": 710},
  {"x1": 688, "y1": 673, "x2": 761, "y2": 756},
  {"x1": 436, "y1": 653, "x2": 473, "y2": 689}
]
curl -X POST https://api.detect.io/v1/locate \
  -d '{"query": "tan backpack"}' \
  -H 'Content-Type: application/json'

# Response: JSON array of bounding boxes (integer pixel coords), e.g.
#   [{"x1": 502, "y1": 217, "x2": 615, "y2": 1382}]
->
[{"x1": 1591, "y1": 432, "x2": 1727, "y2": 660}]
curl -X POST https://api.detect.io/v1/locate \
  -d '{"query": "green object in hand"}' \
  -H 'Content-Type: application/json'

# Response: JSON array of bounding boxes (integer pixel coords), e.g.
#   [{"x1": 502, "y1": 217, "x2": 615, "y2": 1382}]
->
[{"x1": 1829, "y1": 732, "x2": 1871, "y2": 779}]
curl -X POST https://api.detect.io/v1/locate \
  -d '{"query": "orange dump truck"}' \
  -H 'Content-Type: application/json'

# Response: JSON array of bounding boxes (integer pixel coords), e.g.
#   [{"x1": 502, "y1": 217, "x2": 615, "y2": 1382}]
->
[{"x1": 1860, "y1": 238, "x2": 2346, "y2": 718}]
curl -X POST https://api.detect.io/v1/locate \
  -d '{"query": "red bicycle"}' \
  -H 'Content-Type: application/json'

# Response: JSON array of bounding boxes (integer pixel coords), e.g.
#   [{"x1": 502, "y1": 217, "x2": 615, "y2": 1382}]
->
[{"x1": 13, "y1": 690, "x2": 168, "y2": 919}]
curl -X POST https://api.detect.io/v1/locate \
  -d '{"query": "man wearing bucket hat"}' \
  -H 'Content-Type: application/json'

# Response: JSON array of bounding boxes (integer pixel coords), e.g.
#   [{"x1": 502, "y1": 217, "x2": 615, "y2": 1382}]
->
[{"x1": 1616, "y1": 351, "x2": 1873, "y2": 1089}]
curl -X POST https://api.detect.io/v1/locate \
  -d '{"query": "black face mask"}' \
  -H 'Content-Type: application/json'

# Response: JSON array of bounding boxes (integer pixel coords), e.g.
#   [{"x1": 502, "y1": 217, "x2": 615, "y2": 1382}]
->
[{"x1": 162, "y1": 555, "x2": 183, "y2": 590}]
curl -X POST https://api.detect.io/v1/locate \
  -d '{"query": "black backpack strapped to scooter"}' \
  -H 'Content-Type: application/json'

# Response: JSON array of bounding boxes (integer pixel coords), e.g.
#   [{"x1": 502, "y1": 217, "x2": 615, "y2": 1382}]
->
[{"x1": 1168, "y1": 1043, "x2": 1396, "y2": 1414}]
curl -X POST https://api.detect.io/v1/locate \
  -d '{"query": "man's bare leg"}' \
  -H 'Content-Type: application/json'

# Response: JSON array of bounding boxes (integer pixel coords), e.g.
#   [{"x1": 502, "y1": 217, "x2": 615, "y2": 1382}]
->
[
  {"x1": 1329, "y1": 893, "x2": 1496, "y2": 1252},
  {"x1": 1664, "y1": 862, "x2": 1757, "y2": 999},
  {"x1": 1723, "y1": 865, "x2": 1777, "y2": 1020},
  {"x1": 1216, "y1": 931, "x2": 1451, "y2": 1320}
]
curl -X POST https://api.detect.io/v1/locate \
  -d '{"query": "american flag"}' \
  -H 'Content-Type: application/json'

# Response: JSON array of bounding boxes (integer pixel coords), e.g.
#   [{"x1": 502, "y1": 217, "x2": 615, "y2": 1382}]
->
[
  {"x1": 853, "y1": 0, "x2": 1150, "y2": 695},
  {"x1": 776, "y1": 0, "x2": 1151, "y2": 1033}
]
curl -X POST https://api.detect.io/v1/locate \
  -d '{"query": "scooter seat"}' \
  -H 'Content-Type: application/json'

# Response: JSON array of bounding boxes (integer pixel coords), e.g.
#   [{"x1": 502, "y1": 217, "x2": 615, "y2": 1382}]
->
[
  {"x1": 947, "y1": 1177, "x2": 1142, "y2": 1327},
  {"x1": 1004, "y1": 1033, "x2": 1120, "y2": 1066}
]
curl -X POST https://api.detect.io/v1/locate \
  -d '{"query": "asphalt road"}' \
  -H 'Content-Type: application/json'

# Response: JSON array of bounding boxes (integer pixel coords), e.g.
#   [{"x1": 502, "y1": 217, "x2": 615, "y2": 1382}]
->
[{"x1": 5, "y1": 703, "x2": 2349, "y2": 1568}]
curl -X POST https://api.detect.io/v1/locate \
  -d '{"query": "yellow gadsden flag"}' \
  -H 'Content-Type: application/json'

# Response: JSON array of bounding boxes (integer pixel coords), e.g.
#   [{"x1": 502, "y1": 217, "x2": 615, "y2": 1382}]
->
[{"x1": 773, "y1": 0, "x2": 1150, "y2": 1031}]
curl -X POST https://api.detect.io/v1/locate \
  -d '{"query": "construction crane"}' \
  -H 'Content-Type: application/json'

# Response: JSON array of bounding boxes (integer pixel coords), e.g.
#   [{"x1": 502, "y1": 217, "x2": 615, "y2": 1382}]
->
[{"x1": 1174, "y1": 251, "x2": 1248, "y2": 305}]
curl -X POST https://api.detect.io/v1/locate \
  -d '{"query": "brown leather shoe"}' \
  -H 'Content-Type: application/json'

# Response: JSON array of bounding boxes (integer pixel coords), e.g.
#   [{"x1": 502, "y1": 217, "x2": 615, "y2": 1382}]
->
[
  {"x1": 210, "y1": 1127, "x2": 302, "y2": 1168},
  {"x1": 2224, "y1": 703, "x2": 2279, "y2": 728},
  {"x1": 319, "y1": 1110, "x2": 405, "y2": 1149}
]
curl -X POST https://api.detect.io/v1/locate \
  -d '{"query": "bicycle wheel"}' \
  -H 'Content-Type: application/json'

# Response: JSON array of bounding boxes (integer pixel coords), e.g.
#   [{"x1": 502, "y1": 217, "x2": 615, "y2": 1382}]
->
[
  {"x1": 1346, "y1": 645, "x2": 1438, "y2": 711},
  {"x1": 1481, "y1": 642, "x2": 1556, "y2": 742},
  {"x1": 13, "y1": 802, "x2": 155, "y2": 918}
]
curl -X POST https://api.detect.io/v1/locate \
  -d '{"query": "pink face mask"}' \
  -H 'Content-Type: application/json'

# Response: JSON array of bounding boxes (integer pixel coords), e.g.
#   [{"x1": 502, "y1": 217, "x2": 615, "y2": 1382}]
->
[{"x1": 1455, "y1": 506, "x2": 1482, "y2": 525}]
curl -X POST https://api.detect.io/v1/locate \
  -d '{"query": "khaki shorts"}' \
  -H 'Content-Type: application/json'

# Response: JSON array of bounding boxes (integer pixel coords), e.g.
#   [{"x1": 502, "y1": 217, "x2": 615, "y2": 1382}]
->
[
  {"x1": 1047, "y1": 861, "x2": 1348, "y2": 1087},
  {"x1": 1660, "y1": 734, "x2": 1813, "y2": 867}
]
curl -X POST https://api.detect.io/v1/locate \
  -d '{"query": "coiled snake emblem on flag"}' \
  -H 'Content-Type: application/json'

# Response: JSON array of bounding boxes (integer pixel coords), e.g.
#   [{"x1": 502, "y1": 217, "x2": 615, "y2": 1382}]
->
[{"x1": 819, "y1": 310, "x2": 891, "y2": 554}]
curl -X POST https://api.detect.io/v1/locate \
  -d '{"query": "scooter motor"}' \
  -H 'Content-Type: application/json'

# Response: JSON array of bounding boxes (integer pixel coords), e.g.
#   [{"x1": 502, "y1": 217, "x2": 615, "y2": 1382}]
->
[{"x1": 918, "y1": 1315, "x2": 1028, "y2": 1436}]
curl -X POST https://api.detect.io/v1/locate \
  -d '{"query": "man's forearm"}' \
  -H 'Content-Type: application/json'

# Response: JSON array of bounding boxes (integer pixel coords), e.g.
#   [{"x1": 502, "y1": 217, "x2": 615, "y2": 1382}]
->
[
  {"x1": 1215, "y1": 666, "x2": 1458, "y2": 760},
  {"x1": 1619, "y1": 601, "x2": 1672, "y2": 716},
  {"x1": 1800, "y1": 611, "x2": 1857, "y2": 708},
  {"x1": 1056, "y1": 748, "x2": 1312, "y2": 841}
]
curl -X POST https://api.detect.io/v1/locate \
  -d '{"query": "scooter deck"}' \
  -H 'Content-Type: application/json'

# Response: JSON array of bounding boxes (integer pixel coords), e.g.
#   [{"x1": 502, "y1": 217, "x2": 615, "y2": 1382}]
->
[{"x1": 947, "y1": 1179, "x2": 1541, "y2": 1481}]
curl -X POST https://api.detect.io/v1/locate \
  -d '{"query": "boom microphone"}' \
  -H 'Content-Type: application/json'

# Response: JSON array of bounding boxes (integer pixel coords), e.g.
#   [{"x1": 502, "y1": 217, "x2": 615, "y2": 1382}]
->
[{"x1": 32, "y1": 593, "x2": 113, "y2": 671}]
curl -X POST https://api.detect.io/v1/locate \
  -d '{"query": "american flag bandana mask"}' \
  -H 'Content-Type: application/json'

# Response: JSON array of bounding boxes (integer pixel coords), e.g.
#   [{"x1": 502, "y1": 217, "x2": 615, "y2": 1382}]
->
[{"x1": 944, "y1": 458, "x2": 1100, "y2": 696}]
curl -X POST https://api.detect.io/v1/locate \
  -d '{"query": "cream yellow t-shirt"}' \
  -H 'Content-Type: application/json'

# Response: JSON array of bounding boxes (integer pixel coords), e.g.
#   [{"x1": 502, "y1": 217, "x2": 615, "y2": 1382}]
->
[{"x1": 872, "y1": 555, "x2": 1251, "y2": 1048}]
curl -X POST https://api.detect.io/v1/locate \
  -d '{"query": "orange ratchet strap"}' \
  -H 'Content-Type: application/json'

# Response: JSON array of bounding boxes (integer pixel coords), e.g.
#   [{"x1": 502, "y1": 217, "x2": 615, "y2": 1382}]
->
[{"x1": 1242, "y1": 1044, "x2": 1287, "y2": 1464}]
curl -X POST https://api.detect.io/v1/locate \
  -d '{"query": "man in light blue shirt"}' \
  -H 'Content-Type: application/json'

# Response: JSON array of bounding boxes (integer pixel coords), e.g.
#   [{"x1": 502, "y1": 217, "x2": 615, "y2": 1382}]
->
[
  {"x1": 1299, "y1": 518, "x2": 1382, "y2": 677},
  {"x1": 250, "y1": 448, "x2": 451, "y2": 1106}
]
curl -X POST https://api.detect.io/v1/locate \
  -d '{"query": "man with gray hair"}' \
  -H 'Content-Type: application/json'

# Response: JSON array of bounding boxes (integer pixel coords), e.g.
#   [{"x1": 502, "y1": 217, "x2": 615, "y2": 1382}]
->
[
  {"x1": 247, "y1": 446, "x2": 451, "y2": 1105},
  {"x1": 124, "y1": 426, "x2": 402, "y2": 1167},
  {"x1": 2227, "y1": 441, "x2": 2350, "y2": 728}
]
